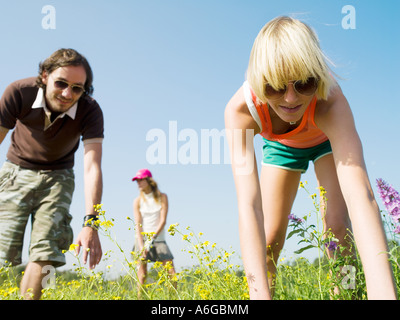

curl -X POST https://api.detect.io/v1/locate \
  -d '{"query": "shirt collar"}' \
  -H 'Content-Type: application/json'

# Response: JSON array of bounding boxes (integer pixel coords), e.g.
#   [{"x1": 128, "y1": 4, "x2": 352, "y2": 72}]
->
[{"x1": 31, "y1": 87, "x2": 77, "y2": 120}]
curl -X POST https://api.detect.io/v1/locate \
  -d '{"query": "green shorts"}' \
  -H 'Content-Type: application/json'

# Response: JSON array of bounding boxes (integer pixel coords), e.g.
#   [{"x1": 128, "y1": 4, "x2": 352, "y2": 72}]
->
[
  {"x1": 262, "y1": 139, "x2": 332, "y2": 173},
  {"x1": 0, "y1": 161, "x2": 75, "y2": 267}
]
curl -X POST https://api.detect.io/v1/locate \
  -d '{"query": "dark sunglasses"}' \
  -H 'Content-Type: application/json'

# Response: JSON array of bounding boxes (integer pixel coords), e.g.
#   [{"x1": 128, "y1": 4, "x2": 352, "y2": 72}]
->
[
  {"x1": 54, "y1": 80, "x2": 85, "y2": 95},
  {"x1": 265, "y1": 77, "x2": 318, "y2": 100}
]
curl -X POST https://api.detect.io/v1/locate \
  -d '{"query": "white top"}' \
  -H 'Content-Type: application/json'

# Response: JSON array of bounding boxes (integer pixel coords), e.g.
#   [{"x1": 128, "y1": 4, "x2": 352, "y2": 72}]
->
[
  {"x1": 138, "y1": 192, "x2": 165, "y2": 241},
  {"x1": 243, "y1": 81, "x2": 262, "y2": 131}
]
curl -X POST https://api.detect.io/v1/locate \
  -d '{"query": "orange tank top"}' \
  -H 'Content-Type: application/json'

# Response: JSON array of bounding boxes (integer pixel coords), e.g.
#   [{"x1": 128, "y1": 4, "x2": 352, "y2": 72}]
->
[{"x1": 243, "y1": 81, "x2": 328, "y2": 149}]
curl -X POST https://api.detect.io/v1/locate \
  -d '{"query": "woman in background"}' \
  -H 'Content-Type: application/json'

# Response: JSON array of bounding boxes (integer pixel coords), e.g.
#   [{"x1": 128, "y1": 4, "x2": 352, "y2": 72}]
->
[{"x1": 132, "y1": 169, "x2": 176, "y2": 294}]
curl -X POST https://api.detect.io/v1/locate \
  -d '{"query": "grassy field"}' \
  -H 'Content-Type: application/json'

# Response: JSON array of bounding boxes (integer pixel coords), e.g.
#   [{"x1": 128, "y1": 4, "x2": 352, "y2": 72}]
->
[{"x1": 1, "y1": 182, "x2": 400, "y2": 300}]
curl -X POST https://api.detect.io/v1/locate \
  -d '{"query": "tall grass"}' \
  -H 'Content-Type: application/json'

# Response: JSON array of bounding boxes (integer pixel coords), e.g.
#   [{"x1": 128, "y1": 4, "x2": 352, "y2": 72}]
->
[{"x1": 1, "y1": 182, "x2": 400, "y2": 300}]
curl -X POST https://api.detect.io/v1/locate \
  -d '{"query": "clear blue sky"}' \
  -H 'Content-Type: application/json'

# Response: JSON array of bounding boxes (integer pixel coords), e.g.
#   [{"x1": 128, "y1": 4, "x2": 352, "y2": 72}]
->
[{"x1": 0, "y1": 0, "x2": 399, "y2": 275}]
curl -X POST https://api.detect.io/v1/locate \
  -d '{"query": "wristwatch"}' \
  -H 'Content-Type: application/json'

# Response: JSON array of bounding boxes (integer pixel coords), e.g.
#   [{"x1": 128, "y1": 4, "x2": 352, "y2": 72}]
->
[{"x1": 82, "y1": 215, "x2": 99, "y2": 230}]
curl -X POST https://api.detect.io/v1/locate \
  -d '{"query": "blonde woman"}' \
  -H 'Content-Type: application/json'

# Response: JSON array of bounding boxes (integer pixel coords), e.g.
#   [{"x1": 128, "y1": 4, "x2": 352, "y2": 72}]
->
[
  {"x1": 132, "y1": 169, "x2": 175, "y2": 292},
  {"x1": 225, "y1": 16, "x2": 396, "y2": 299}
]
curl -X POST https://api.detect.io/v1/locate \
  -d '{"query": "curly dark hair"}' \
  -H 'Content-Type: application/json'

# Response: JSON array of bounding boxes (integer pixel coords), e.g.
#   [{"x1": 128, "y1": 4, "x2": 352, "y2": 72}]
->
[{"x1": 36, "y1": 48, "x2": 94, "y2": 96}]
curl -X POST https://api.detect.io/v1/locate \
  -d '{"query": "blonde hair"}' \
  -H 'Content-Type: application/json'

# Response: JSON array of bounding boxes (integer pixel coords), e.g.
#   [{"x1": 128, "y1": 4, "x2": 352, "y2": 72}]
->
[
  {"x1": 140, "y1": 177, "x2": 162, "y2": 203},
  {"x1": 247, "y1": 16, "x2": 335, "y2": 103}
]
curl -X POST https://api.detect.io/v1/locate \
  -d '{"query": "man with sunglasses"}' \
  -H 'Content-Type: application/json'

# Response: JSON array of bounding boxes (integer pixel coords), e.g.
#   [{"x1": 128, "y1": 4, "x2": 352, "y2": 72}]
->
[{"x1": 0, "y1": 48, "x2": 104, "y2": 299}]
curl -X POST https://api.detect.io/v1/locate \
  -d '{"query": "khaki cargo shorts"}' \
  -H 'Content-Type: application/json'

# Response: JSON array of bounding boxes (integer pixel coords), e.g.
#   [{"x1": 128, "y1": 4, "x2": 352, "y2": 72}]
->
[{"x1": 0, "y1": 161, "x2": 75, "y2": 267}]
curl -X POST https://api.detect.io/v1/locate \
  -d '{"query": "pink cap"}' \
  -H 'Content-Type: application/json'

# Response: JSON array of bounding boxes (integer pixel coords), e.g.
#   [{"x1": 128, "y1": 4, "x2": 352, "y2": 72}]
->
[{"x1": 132, "y1": 168, "x2": 152, "y2": 181}]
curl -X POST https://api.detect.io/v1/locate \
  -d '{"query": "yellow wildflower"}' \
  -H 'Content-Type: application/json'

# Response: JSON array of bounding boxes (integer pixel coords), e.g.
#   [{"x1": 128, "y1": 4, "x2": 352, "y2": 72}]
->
[
  {"x1": 167, "y1": 223, "x2": 179, "y2": 236},
  {"x1": 68, "y1": 243, "x2": 79, "y2": 252}
]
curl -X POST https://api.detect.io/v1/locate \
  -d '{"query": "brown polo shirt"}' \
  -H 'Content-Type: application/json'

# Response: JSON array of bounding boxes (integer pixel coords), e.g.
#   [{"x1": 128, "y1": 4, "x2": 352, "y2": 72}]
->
[{"x1": 0, "y1": 77, "x2": 104, "y2": 170}]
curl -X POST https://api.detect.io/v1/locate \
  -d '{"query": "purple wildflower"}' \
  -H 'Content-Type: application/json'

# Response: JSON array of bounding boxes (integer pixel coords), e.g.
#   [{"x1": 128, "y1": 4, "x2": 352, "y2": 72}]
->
[
  {"x1": 325, "y1": 241, "x2": 338, "y2": 251},
  {"x1": 376, "y1": 178, "x2": 400, "y2": 234},
  {"x1": 288, "y1": 214, "x2": 304, "y2": 224}
]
